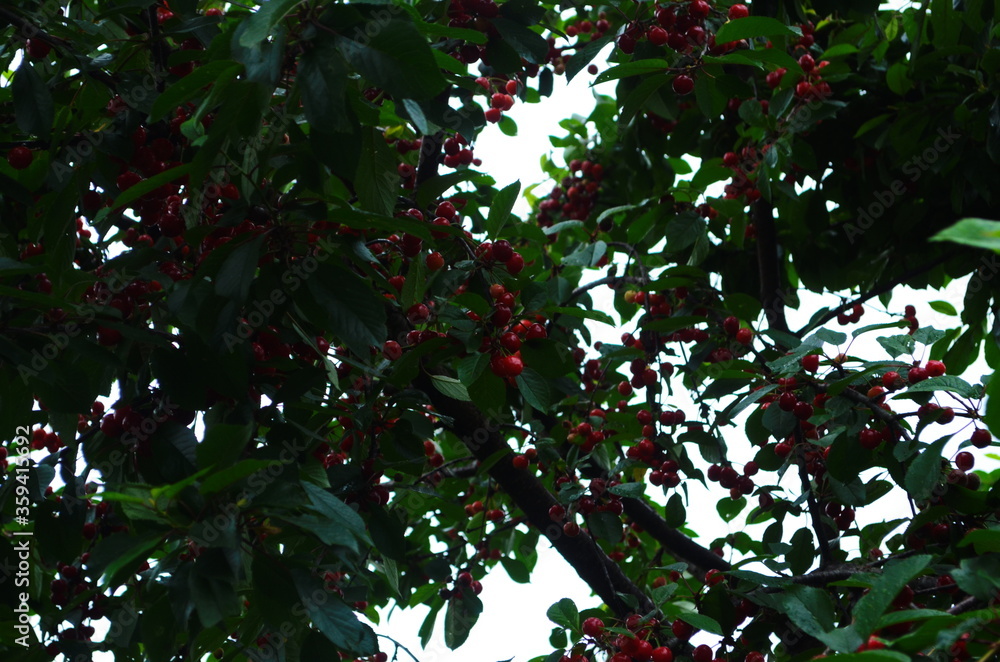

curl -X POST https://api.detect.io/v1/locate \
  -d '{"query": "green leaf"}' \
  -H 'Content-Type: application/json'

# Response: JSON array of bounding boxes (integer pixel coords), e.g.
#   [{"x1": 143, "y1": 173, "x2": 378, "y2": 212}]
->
[
  {"x1": 486, "y1": 181, "x2": 521, "y2": 239},
  {"x1": 492, "y1": 18, "x2": 549, "y2": 63},
  {"x1": 852, "y1": 555, "x2": 931, "y2": 637},
  {"x1": 298, "y1": 42, "x2": 353, "y2": 134},
  {"x1": 587, "y1": 510, "x2": 623, "y2": 543},
  {"x1": 333, "y1": 14, "x2": 446, "y2": 100},
  {"x1": 567, "y1": 32, "x2": 616, "y2": 81},
  {"x1": 356, "y1": 128, "x2": 398, "y2": 215},
  {"x1": 928, "y1": 300, "x2": 958, "y2": 316},
  {"x1": 110, "y1": 163, "x2": 193, "y2": 211},
  {"x1": 301, "y1": 480, "x2": 372, "y2": 550},
  {"x1": 715, "y1": 17, "x2": 802, "y2": 44},
  {"x1": 12, "y1": 60, "x2": 53, "y2": 140},
  {"x1": 546, "y1": 598, "x2": 579, "y2": 631},
  {"x1": 951, "y1": 555, "x2": 1000, "y2": 600},
  {"x1": 516, "y1": 368, "x2": 551, "y2": 412},
  {"x1": 292, "y1": 569, "x2": 378, "y2": 654},
  {"x1": 877, "y1": 334, "x2": 915, "y2": 358},
  {"x1": 500, "y1": 556, "x2": 531, "y2": 583},
  {"x1": 551, "y1": 306, "x2": 615, "y2": 326},
  {"x1": 678, "y1": 611, "x2": 724, "y2": 635},
  {"x1": 150, "y1": 61, "x2": 242, "y2": 122},
  {"x1": 302, "y1": 263, "x2": 387, "y2": 356},
  {"x1": 594, "y1": 59, "x2": 672, "y2": 85},
  {"x1": 931, "y1": 218, "x2": 1000, "y2": 252},
  {"x1": 214, "y1": 234, "x2": 265, "y2": 303},
  {"x1": 432, "y1": 375, "x2": 472, "y2": 402},
  {"x1": 239, "y1": 0, "x2": 302, "y2": 47},
  {"x1": 445, "y1": 591, "x2": 484, "y2": 649},
  {"x1": 905, "y1": 436, "x2": 950, "y2": 501},
  {"x1": 717, "y1": 496, "x2": 746, "y2": 523},
  {"x1": 903, "y1": 375, "x2": 978, "y2": 398},
  {"x1": 609, "y1": 483, "x2": 645, "y2": 498}
]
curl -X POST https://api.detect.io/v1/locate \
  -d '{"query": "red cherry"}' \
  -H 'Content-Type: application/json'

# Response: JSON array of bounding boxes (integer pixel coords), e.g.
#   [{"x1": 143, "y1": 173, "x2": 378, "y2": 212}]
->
[
  {"x1": 692, "y1": 645, "x2": 713, "y2": 662},
  {"x1": 563, "y1": 521, "x2": 580, "y2": 536},
  {"x1": 774, "y1": 442, "x2": 792, "y2": 458},
  {"x1": 500, "y1": 332, "x2": 522, "y2": 352},
  {"x1": 925, "y1": 360, "x2": 946, "y2": 377},
  {"x1": 382, "y1": 340, "x2": 402, "y2": 361},
  {"x1": 688, "y1": 0, "x2": 711, "y2": 19},
  {"x1": 722, "y1": 316, "x2": 740, "y2": 336},
  {"x1": 672, "y1": 74, "x2": 694, "y2": 95},
  {"x1": 436, "y1": 201, "x2": 457, "y2": 219},
  {"x1": 492, "y1": 240, "x2": 514, "y2": 262},
  {"x1": 908, "y1": 366, "x2": 928, "y2": 383},
  {"x1": 116, "y1": 171, "x2": 143, "y2": 191},
  {"x1": 485, "y1": 108, "x2": 502, "y2": 123},
  {"x1": 801, "y1": 354, "x2": 820, "y2": 372},
  {"x1": 795, "y1": 80, "x2": 813, "y2": 97},
  {"x1": 955, "y1": 451, "x2": 974, "y2": 471},
  {"x1": 793, "y1": 401, "x2": 813, "y2": 420},
  {"x1": 582, "y1": 616, "x2": 604, "y2": 637},
  {"x1": 648, "y1": 26, "x2": 669, "y2": 46},
  {"x1": 671, "y1": 619, "x2": 694, "y2": 640},
  {"x1": 505, "y1": 253, "x2": 524, "y2": 274},
  {"x1": 735, "y1": 327, "x2": 753, "y2": 345},
  {"x1": 7, "y1": 146, "x2": 34, "y2": 170},
  {"x1": 798, "y1": 54, "x2": 816, "y2": 72},
  {"x1": 652, "y1": 647, "x2": 674, "y2": 662},
  {"x1": 970, "y1": 428, "x2": 991, "y2": 448},
  {"x1": 882, "y1": 371, "x2": 903, "y2": 390},
  {"x1": 548, "y1": 504, "x2": 566, "y2": 521},
  {"x1": 407, "y1": 304, "x2": 430, "y2": 324},
  {"x1": 26, "y1": 39, "x2": 52, "y2": 59},
  {"x1": 728, "y1": 4, "x2": 749, "y2": 19},
  {"x1": 778, "y1": 392, "x2": 797, "y2": 411},
  {"x1": 859, "y1": 429, "x2": 882, "y2": 450},
  {"x1": 425, "y1": 251, "x2": 445, "y2": 271},
  {"x1": 512, "y1": 454, "x2": 529, "y2": 469},
  {"x1": 618, "y1": 381, "x2": 633, "y2": 397}
]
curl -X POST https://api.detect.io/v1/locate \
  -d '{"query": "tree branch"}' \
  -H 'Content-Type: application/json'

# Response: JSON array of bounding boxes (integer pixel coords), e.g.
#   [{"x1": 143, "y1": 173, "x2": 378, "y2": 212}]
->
[
  {"x1": 412, "y1": 369, "x2": 655, "y2": 617},
  {"x1": 754, "y1": 199, "x2": 789, "y2": 336},
  {"x1": 795, "y1": 251, "x2": 957, "y2": 337},
  {"x1": 620, "y1": 498, "x2": 731, "y2": 574}
]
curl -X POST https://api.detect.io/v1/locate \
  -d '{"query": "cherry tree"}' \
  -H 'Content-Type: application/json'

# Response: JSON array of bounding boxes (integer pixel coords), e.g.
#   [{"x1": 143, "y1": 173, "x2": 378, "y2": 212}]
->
[{"x1": 2, "y1": 1, "x2": 1000, "y2": 661}]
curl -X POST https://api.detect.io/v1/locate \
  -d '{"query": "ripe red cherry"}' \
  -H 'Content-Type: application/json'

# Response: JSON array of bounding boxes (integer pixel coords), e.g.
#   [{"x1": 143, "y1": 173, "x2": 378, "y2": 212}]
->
[
  {"x1": 882, "y1": 371, "x2": 903, "y2": 390},
  {"x1": 688, "y1": 0, "x2": 711, "y2": 19},
  {"x1": 582, "y1": 616, "x2": 604, "y2": 637},
  {"x1": 728, "y1": 4, "x2": 749, "y2": 19},
  {"x1": 692, "y1": 644, "x2": 713, "y2": 662},
  {"x1": 798, "y1": 54, "x2": 816, "y2": 72},
  {"x1": 548, "y1": 504, "x2": 566, "y2": 521},
  {"x1": 795, "y1": 80, "x2": 813, "y2": 97},
  {"x1": 793, "y1": 402, "x2": 813, "y2": 420},
  {"x1": 526, "y1": 323, "x2": 547, "y2": 340},
  {"x1": 382, "y1": 340, "x2": 402, "y2": 361},
  {"x1": 499, "y1": 331, "x2": 521, "y2": 352},
  {"x1": 512, "y1": 454, "x2": 529, "y2": 469},
  {"x1": 722, "y1": 316, "x2": 740, "y2": 335},
  {"x1": 505, "y1": 253, "x2": 525, "y2": 274},
  {"x1": 618, "y1": 381, "x2": 633, "y2": 396},
  {"x1": 778, "y1": 392, "x2": 797, "y2": 411},
  {"x1": 634, "y1": 640, "x2": 653, "y2": 660},
  {"x1": 652, "y1": 647, "x2": 674, "y2": 662},
  {"x1": 407, "y1": 303, "x2": 430, "y2": 324},
  {"x1": 484, "y1": 108, "x2": 502, "y2": 123},
  {"x1": 774, "y1": 442, "x2": 792, "y2": 458},
  {"x1": 672, "y1": 74, "x2": 694, "y2": 95},
  {"x1": 908, "y1": 366, "x2": 928, "y2": 383},
  {"x1": 563, "y1": 521, "x2": 580, "y2": 536},
  {"x1": 648, "y1": 26, "x2": 669, "y2": 45},
  {"x1": 955, "y1": 451, "x2": 974, "y2": 471},
  {"x1": 801, "y1": 354, "x2": 820, "y2": 372},
  {"x1": 671, "y1": 619, "x2": 694, "y2": 640},
  {"x1": 117, "y1": 171, "x2": 143, "y2": 191},
  {"x1": 436, "y1": 200, "x2": 457, "y2": 219},
  {"x1": 859, "y1": 428, "x2": 882, "y2": 450},
  {"x1": 492, "y1": 240, "x2": 514, "y2": 262},
  {"x1": 425, "y1": 251, "x2": 445, "y2": 271},
  {"x1": 745, "y1": 653, "x2": 764, "y2": 662},
  {"x1": 735, "y1": 327, "x2": 753, "y2": 345},
  {"x1": 925, "y1": 360, "x2": 946, "y2": 377},
  {"x1": 7, "y1": 146, "x2": 34, "y2": 170},
  {"x1": 494, "y1": 355, "x2": 523, "y2": 377},
  {"x1": 970, "y1": 428, "x2": 991, "y2": 448},
  {"x1": 26, "y1": 39, "x2": 52, "y2": 59}
]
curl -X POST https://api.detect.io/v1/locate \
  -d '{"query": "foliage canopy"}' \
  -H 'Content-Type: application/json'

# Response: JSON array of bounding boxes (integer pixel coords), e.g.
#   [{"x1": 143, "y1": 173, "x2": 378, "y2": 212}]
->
[{"x1": 2, "y1": 1, "x2": 1000, "y2": 661}]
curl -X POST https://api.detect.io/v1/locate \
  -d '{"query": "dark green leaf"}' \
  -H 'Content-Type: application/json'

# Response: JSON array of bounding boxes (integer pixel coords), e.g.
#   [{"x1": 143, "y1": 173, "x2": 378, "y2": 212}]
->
[
  {"x1": 852, "y1": 555, "x2": 931, "y2": 637},
  {"x1": 445, "y1": 591, "x2": 484, "y2": 649},
  {"x1": 292, "y1": 569, "x2": 378, "y2": 654},
  {"x1": 715, "y1": 17, "x2": 802, "y2": 43},
  {"x1": 13, "y1": 60, "x2": 53, "y2": 140},
  {"x1": 545, "y1": 598, "x2": 579, "y2": 631},
  {"x1": 516, "y1": 368, "x2": 551, "y2": 412},
  {"x1": 905, "y1": 436, "x2": 950, "y2": 501},
  {"x1": 486, "y1": 180, "x2": 521, "y2": 239}
]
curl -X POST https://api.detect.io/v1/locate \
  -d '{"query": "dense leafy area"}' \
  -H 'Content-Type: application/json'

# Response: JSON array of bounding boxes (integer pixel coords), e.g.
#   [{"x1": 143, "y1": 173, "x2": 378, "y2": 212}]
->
[{"x1": 2, "y1": 1, "x2": 1000, "y2": 661}]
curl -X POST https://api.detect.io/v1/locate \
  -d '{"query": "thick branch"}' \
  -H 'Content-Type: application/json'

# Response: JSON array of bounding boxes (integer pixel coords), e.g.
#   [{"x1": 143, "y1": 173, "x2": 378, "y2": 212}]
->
[
  {"x1": 753, "y1": 199, "x2": 789, "y2": 336},
  {"x1": 413, "y1": 370, "x2": 655, "y2": 617},
  {"x1": 620, "y1": 498, "x2": 730, "y2": 574}
]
